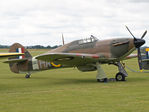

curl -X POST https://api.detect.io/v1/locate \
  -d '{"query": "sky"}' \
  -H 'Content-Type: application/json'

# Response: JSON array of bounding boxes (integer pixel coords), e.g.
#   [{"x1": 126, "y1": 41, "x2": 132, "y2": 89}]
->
[{"x1": 0, "y1": 0, "x2": 149, "y2": 46}]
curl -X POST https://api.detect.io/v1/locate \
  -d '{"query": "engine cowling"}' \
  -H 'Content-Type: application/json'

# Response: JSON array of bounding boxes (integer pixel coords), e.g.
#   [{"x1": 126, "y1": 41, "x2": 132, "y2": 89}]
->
[{"x1": 77, "y1": 65, "x2": 97, "y2": 72}]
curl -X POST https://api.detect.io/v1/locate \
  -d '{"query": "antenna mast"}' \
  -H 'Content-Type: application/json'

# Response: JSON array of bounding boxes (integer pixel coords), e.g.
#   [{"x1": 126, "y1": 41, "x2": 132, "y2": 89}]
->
[{"x1": 62, "y1": 33, "x2": 65, "y2": 45}]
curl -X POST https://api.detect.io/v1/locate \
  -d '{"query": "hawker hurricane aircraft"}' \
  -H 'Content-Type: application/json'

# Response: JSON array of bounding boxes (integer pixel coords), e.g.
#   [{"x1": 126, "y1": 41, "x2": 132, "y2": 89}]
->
[{"x1": 4, "y1": 26, "x2": 147, "y2": 82}]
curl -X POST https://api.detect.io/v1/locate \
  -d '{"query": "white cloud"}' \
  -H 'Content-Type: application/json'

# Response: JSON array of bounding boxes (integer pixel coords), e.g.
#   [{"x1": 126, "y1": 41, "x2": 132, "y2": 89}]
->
[{"x1": 0, "y1": 0, "x2": 149, "y2": 46}]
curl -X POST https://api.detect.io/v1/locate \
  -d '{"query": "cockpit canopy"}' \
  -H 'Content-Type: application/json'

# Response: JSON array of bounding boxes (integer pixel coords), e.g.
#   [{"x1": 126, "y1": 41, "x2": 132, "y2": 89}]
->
[
  {"x1": 65, "y1": 35, "x2": 98, "y2": 52},
  {"x1": 78, "y1": 35, "x2": 98, "y2": 44}
]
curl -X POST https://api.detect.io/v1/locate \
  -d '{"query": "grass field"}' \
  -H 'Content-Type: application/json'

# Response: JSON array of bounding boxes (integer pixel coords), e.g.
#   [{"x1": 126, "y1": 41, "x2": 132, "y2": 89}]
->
[{"x1": 0, "y1": 49, "x2": 149, "y2": 112}]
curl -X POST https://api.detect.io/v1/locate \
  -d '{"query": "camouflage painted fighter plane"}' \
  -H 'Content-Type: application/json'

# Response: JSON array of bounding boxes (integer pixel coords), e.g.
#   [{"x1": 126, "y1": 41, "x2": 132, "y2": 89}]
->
[{"x1": 4, "y1": 26, "x2": 147, "y2": 82}]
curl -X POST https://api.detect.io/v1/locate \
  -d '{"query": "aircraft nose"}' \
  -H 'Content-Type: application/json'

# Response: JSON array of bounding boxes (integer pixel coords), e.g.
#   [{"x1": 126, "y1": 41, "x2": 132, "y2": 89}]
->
[{"x1": 134, "y1": 38, "x2": 145, "y2": 48}]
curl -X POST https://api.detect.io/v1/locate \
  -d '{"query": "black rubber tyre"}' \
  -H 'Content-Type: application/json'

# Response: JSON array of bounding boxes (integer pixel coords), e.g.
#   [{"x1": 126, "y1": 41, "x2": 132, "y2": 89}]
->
[
  {"x1": 25, "y1": 74, "x2": 31, "y2": 78},
  {"x1": 97, "y1": 78, "x2": 108, "y2": 83},
  {"x1": 115, "y1": 72, "x2": 125, "y2": 81}
]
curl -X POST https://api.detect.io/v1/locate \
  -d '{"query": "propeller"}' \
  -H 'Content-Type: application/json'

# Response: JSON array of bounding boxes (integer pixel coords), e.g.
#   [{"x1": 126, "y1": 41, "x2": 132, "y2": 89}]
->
[
  {"x1": 125, "y1": 26, "x2": 147, "y2": 71},
  {"x1": 141, "y1": 30, "x2": 147, "y2": 39}
]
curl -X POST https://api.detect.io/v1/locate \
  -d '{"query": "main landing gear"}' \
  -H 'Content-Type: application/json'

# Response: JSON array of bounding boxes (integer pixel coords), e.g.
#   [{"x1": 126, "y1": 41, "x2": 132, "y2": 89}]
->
[
  {"x1": 97, "y1": 78, "x2": 108, "y2": 82},
  {"x1": 96, "y1": 62, "x2": 108, "y2": 83},
  {"x1": 114, "y1": 62, "x2": 127, "y2": 81},
  {"x1": 25, "y1": 73, "x2": 31, "y2": 78},
  {"x1": 96, "y1": 61, "x2": 127, "y2": 82}
]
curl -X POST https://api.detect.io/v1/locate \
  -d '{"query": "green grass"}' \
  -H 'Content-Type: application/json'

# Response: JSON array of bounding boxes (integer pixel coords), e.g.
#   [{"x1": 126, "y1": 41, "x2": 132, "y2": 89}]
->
[{"x1": 0, "y1": 49, "x2": 149, "y2": 112}]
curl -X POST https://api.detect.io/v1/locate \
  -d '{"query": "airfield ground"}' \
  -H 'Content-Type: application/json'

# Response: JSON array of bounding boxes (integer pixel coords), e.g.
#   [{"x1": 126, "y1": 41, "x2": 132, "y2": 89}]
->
[{"x1": 0, "y1": 49, "x2": 149, "y2": 112}]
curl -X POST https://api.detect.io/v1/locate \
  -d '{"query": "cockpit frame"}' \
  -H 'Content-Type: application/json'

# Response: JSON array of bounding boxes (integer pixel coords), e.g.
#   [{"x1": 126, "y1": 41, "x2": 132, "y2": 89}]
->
[{"x1": 78, "y1": 35, "x2": 98, "y2": 44}]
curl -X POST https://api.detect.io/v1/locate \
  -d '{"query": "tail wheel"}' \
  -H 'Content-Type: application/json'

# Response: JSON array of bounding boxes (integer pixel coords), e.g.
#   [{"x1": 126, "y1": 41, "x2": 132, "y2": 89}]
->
[{"x1": 115, "y1": 72, "x2": 125, "y2": 81}]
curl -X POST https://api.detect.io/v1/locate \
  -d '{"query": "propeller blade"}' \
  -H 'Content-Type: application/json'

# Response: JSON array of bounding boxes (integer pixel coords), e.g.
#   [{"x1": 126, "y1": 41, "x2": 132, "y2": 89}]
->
[
  {"x1": 125, "y1": 25, "x2": 136, "y2": 39},
  {"x1": 137, "y1": 48, "x2": 143, "y2": 70},
  {"x1": 141, "y1": 30, "x2": 147, "y2": 39}
]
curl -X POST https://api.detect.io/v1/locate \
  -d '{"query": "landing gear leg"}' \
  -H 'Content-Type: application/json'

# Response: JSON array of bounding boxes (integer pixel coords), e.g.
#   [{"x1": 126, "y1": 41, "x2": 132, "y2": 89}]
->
[
  {"x1": 96, "y1": 62, "x2": 108, "y2": 82},
  {"x1": 114, "y1": 62, "x2": 128, "y2": 81},
  {"x1": 25, "y1": 73, "x2": 31, "y2": 78}
]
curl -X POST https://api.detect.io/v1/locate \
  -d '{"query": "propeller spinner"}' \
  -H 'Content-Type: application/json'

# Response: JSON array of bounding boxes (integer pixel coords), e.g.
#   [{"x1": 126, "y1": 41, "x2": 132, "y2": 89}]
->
[{"x1": 125, "y1": 26, "x2": 147, "y2": 71}]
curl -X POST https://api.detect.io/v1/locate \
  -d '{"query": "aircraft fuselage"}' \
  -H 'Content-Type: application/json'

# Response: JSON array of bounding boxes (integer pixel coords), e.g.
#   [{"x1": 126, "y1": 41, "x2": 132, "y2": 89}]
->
[{"x1": 10, "y1": 37, "x2": 136, "y2": 74}]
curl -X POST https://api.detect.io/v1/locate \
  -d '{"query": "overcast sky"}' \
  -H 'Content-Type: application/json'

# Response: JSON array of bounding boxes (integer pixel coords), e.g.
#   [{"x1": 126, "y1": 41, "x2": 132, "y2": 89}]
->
[{"x1": 0, "y1": 0, "x2": 149, "y2": 46}]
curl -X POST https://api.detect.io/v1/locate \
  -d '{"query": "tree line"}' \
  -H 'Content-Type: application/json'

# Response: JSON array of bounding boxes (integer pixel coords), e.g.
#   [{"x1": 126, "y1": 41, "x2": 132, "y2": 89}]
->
[{"x1": 0, "y1": 45, "x2": 61, "y2": 49}]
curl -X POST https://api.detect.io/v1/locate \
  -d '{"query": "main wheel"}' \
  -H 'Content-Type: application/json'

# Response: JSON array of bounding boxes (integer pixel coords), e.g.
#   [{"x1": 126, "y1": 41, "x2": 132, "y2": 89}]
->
[
  {"x1": 25, "y1": 74, "x2": 31, "y2": 78},
  {"x1": 97, "y1": 78, "x2": 108, "y2": 83},
  {"x1": 115, "y1": 72, "x2": 125, "y2": 81}
]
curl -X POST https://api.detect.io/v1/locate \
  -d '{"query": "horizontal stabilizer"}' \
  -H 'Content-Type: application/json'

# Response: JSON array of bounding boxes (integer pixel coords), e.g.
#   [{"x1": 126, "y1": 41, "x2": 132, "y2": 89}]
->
[
  {"x1": 0, "y1": 53, "x2": 24, "y2": 57},
  {"x1": 3, "y1": 58, "x2": 28, "y2": 63}
]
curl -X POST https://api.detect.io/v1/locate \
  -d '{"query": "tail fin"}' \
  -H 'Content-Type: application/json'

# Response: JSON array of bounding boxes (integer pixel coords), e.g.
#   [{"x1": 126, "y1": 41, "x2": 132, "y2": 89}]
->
[
  {"x1": 8, "y1": 43, "x2": 32, "y2": 73},
  {"x1": 9, "y1": 43, "x2": 32, "y2": 59}
]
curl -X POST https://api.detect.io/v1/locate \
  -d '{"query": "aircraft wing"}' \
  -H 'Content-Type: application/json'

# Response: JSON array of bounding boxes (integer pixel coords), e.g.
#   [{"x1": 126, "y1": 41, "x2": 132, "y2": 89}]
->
[
  {"x1": 125, "y1": 54, "x2": 147, "y2": 60},
  {"x1": 0, "y1": 53, "x2": 24, "y2": 58},
  {"x1": 35, "y1": 53, "x2": 116, "y2": 66},
  {"x1": 125, "y1": 54, "x2": 138, "y2": 60},
  {"x1": 3, "y1": 58, "x2": 28, "y2": 63}
]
